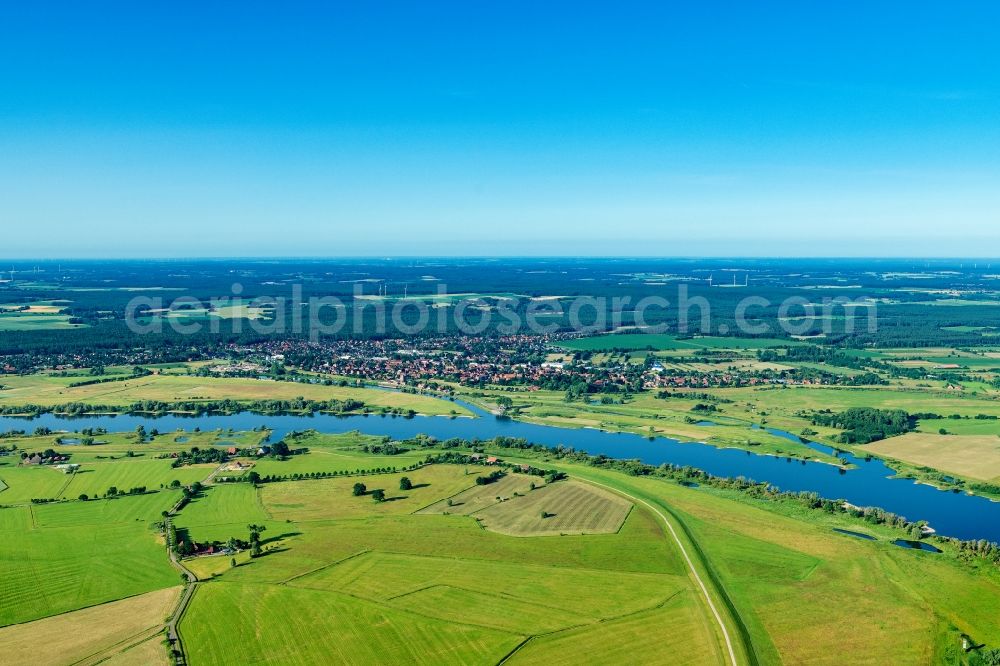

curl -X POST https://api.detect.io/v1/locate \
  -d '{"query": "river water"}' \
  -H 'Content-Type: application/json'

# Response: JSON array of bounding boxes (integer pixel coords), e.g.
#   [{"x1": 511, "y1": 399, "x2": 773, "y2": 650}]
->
[{"x1": 3, "y1": 399, "x2": 997, "y2": 542}]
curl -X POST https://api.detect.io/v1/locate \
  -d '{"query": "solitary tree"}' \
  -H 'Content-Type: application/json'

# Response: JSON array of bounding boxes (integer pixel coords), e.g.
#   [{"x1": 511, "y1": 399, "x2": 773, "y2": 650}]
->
[
  {"x1": 371, "y1": 489, "x2": 386, "y2": 503},
  {"x1": 352, "y1": 482, "x2": 367, "y2": 496},
  {"x1": 247, "y1": 524, "x2": 266, "y2": 557},
  {"x1": 399, "y1": 476, "x2": 412, "y2": 491}
]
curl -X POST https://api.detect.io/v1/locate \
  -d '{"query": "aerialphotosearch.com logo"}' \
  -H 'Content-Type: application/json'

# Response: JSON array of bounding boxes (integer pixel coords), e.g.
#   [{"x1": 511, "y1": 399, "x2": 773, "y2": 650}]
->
[{"x1": 125, "y1": 283, "x2": 877, "y2": 341}]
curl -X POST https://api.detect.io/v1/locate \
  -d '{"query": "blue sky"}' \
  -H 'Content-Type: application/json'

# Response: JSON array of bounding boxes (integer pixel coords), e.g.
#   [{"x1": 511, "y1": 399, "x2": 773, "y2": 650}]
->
[{"x1": 1, "y1": 2, "x2": 998, "y2": 257}]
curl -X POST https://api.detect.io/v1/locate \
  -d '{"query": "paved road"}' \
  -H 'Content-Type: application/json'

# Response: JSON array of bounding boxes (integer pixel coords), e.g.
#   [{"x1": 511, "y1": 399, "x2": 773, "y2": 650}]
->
[
  {"x1": 163, "y1": 464, "x2": 220, "y2": 664},
  {"x1": 164, "y1": 522, "x2": 198, "y2": 664}
]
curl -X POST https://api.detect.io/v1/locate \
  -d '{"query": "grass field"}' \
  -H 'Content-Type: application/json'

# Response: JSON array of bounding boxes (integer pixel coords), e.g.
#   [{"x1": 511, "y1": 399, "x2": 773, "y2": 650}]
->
[
  {"x1": 529, "y1": 460, "x2": 1000, "y2": 665},
  {"x1": 62, "y1": 458, "x2": 215, "y2": 498},
  {"x1": 0, "y1": 313, "x2": 84, "y2": 330},
  {"x1": 0, "y1": 464, "x2": 76, "y2": 503},
  {"x1": 260, "y1": 465, "x2": 488, "y2": 522},
  {"x1": 181, "y1": 483, "x2": 270, "y2": 528},
  {"x1": 32, "y1": 490, "x2": 181, "y2": 528},
  {"x1": 0, "y1": 373, "x2": 470, "y2": 416},
  {"x1": 169, "y1": 457, "x2": 715, "y2": 664},
  {"x1": 0, "y1": 440, "x2": 195, "y2": 628},
  {"x1": 865, "y1": 432, "x2": 1000, "y2": 482},
  {"x1": 0, "y1": 432, "x2": 230, "y2": 504},
  {"x1": 508, "y1": 592, "x2": 713, "y2": 665},
  {"x1": 175, "y1": 448, "x2": 1000, "y2": 663},
  {"x1": 5, "y1": 420, "x2": 1000, "y2": 663},
  {"x1": 0, "y1": 301, "x2": 81, "y2": 330},
  {"x1": 0, "y1": 586, "x2": 179, "y2": 664},
  {"x1": 242, "y1": 440, "x2": 428, "y2": 479},
  {"x1": 474, "y1": 480, "x2": 633, "y2": 536},
  {"x1": 0, "y1": 519, "x2": 179, "y2": 626},
  {"x1": 181, "y1": 582, "x2": 523, "y2": 665},
  {"x1": 698, "y1": 385, "x2": 1000, "y2": 448},
  {"x1": 417, "y1": 473, "x2": 544, "y2": 515},
  {"x1": 295, "y1": 549, "x2": 680, "y2": 615}
]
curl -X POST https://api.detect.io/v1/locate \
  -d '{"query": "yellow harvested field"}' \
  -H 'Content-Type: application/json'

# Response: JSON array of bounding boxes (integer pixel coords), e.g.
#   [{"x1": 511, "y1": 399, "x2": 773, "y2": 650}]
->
[
  {"x1": 0, "y1": 374, "x2": 469, "y2": 416},
  {"x1": 865, "y1": 433, "x2": 1000, "y2": 482},
  {"x1": 100, "y1": 635, "x2": 171, "y2": 666},
  {"x1": 476, "y1": 480, "x2": 632, "y2": 536},
  {"x1": 0, "y1": 586, "x2": 180, "y2": 665}
]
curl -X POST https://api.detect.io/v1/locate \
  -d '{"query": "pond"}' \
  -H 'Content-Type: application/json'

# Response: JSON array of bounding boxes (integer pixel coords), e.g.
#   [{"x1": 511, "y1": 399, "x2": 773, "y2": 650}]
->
[
  {"x1": 2, "y1": 397, "x2": 999, "y2": 543},
  {"x1": 832, "y1": 528, "x2": 877, "y2": 541},
  {"x1": 892, "y1": 539, "x2": 942, "y2": 553}
]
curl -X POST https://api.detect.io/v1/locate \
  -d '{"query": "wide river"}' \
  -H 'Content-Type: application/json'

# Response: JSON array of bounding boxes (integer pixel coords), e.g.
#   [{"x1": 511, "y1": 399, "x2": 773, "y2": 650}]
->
[{"x1": 3, "y1": 398, "x2": 998, "y2": 542}]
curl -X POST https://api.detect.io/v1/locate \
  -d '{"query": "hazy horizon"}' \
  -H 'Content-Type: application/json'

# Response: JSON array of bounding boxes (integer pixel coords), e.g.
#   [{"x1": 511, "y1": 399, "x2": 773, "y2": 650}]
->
[{"x1": 3, "y1": 255, "x2": 1000, "y2": 263}]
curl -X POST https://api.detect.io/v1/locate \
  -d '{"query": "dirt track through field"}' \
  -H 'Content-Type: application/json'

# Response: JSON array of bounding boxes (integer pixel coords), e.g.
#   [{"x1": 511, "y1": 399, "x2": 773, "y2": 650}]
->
[{"x1": 583, "y1": 478, "x2": 739, "y2": 666}]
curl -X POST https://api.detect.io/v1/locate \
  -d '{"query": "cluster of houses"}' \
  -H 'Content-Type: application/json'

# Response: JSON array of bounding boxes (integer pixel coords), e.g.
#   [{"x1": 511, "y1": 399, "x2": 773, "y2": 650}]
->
[
  {"x1": 230, "y1": 335, "x2": 564, "y2": 387},
  {"x1": 468, "y1": 453, "x2": 534, "y2": 474},
  {"x1": 20, "y1": 452, "x2": 72, "y2": 466}
]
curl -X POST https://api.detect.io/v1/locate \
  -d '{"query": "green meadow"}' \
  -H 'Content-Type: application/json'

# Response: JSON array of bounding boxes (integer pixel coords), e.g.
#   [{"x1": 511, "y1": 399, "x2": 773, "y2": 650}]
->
[
  {"x1": 174, "y1": 461, "x2": 719, "y2": 665},
  {"x1": 0, "y1": 515, "x2": 178, "y2": 626},
  {"x1": 2, "y1": 429, "x2": 1000, "y2": 663}
]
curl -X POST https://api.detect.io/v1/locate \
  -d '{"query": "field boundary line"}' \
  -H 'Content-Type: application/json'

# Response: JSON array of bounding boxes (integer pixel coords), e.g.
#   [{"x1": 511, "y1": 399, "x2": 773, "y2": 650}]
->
[
  {"x1": 384, "y1": 582, "x2": 600, "y2": 621},
  {"x1": 280, "y1": 549, "x2": 371, "y2": 585},
  {"x1": 68, "y1": 624, "x2": 163, "y2": 666},
  {"x1": 495, "y1": 636, "x2": 534, "y2": 665},
  {"x1": 395, "y1": 464, "x2": 468, "y2": 514},
  {"x1": 381, "y1": 583, "x2": 596, "y2": 635},
  {"x1": 498, "y1": 588, "x2": 687, "y2": 654},
  {"x1": 85, "y1": 632, "x2": 163, "y2": 666},
  {"x1": 169, "y1": 582, "x2": 198, "y2": 665},
  {"x1": 582, "y1": 478, "x2": 739, "y2": 666},
  {"x1": 254, "y1": 485, "x2": 273, "y2": 519},
  {"x1": 0, "y1": 586, "x2": 182, "y2": 630},
  {"x1": 368, "y1": 546, "x2": 687, "y2": 579},
  {"x1": 290, "y1": 584, "x2": 529, "y2": 636}
]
